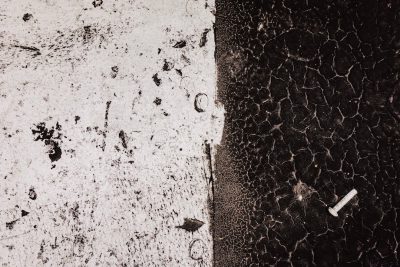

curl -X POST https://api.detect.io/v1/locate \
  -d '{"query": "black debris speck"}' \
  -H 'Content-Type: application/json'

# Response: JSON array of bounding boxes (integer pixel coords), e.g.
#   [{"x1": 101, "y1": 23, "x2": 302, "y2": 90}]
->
[
  {"x1": 30, "y1": 124, "x2": 49, "y2": 141},
  {"x1": 118, "y1": 130, "x2": 128, "y2": 149},
  {"x1": 48, "y1": 141, "x2": 62, "y2": 162},
  {"x1": 92, "y1": 0, "x2": 103, "y2": 7},
  {"x1": 22, "y1": 13, "x2": 33, "y2": 22},
  {"x1": 176, "y1": 218, "x2": 204, "y2": 232},
  {"x1": 74, "y1": 116, "x2": 80, "y2": 124},
  {"x1": 111, "y1": 66, "x2": 119, "y2": 78},
  {"x1": 162, "y1": 60, "x2": 174, "y2": 71},
  {"x1": 21, "y1": 210, "x2": 29, "y2": 217},
  {"x1": 28, "y1": 187, "x2": 37, "y2": 200},
  {"x1": 173, "y1": 40, "x2": 187, "y2": 48},
  {"x1": 175, "y1": 69, "x2": 182, "y2": 76},
  {"x1": 152, "y1": 73, "x2": 161, "y2": 86}
]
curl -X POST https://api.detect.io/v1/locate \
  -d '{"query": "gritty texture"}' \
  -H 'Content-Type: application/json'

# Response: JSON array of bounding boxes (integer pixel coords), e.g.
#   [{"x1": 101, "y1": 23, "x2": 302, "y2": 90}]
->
[
  {"x1": 0, "y1": 0, "x2": 223, "y2": 266},
  {"x1": 215, "y1": 0, "x2": 400, "y2": 266}
]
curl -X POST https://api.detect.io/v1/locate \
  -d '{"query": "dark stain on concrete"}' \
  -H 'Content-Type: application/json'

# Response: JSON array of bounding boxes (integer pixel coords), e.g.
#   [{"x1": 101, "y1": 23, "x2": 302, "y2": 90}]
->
[
  {"x1": 199, "y1": 29, "x2": 211, "y2": 47},
  {"x1": 32, "y1": 122, "x2": 63, "y2": 162},
  {"x1": 6, "y1": 219, "x2": 19, "y2": 230},
  {"x1": 162, "y1": 59, "x2": 174, "y2": 71}
]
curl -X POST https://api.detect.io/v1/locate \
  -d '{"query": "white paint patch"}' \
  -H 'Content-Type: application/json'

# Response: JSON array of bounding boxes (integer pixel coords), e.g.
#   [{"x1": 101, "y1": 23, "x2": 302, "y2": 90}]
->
[{"x1": 0, "y1": 0, "x2": 223, "y2": 265}]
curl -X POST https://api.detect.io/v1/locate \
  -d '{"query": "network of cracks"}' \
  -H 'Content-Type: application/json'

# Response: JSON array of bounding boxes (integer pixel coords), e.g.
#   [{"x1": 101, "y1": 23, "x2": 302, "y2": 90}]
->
[{"x1": 215, "y1": 0, "x2": 400, "y2": 266}]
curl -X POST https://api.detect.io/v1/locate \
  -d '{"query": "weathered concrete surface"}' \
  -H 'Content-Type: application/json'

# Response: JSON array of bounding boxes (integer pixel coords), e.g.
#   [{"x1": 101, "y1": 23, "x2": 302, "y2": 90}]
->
[
  {"x1": 215, "y1": 0, "x2": 400, "y2": 266},
  {"x1": 0, "y1": 0, "x2": 223, "y2": 266}
]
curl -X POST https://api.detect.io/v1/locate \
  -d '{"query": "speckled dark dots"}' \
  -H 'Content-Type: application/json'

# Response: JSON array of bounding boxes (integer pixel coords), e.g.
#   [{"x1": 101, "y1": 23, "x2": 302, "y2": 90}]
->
[
  {"x1": 153, "y1": 97, "x2": 162, "y2": 106},
  {"x1": 215, "y1": 0, "x2": 400, "y2": 266},
  {"x1": 6, "y1": 219, "x2": 18, "y2": 230}
]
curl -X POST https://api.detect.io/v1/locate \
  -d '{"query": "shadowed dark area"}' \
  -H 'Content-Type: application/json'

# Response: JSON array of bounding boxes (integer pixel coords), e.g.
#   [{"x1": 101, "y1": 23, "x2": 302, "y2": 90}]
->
[{"x1": 215, "y1": 0, "x2": 400, "y2": 266}]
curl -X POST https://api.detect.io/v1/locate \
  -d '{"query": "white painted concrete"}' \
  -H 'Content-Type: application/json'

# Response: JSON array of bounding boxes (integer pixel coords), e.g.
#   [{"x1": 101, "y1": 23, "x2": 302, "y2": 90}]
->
[{"x1": 0, "y1": 0, "x2": 223, "y2": 265}]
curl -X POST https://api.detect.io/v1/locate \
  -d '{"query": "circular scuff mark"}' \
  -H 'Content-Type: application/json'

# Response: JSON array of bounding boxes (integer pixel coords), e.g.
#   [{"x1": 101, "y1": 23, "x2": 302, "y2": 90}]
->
[
  {"x1": 189, "y1": 238, "x2": 206, "y2": 260},
  {"x1": 194, "y1": 93, "x2": 208, "y2": 112}
]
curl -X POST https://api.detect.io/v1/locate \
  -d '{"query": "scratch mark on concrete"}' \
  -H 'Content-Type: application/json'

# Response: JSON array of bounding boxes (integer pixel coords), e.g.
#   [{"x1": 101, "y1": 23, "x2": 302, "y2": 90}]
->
[{"x1": 101, "y1": 101, "x2": 112, "y2": 151}]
